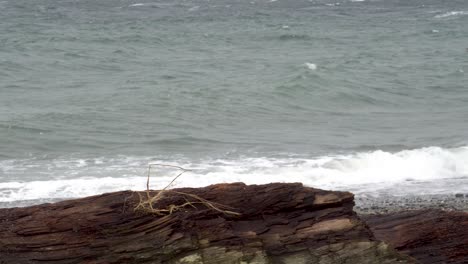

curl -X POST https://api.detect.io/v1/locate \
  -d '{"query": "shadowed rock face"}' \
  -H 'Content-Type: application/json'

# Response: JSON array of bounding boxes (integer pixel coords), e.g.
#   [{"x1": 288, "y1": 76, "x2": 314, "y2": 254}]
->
[
  {"x1": 364, "y1": 209, "x2": 468, "y2": 264},
  {"x1": 0, "y1": 183, "x2": 413, "y2": 264}
]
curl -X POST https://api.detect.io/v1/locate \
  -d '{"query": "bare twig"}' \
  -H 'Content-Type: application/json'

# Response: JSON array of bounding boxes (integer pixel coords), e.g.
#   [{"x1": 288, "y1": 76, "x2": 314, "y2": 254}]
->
[{"x1": 134, "y1": 163, "x2": 240, "y2": 216}]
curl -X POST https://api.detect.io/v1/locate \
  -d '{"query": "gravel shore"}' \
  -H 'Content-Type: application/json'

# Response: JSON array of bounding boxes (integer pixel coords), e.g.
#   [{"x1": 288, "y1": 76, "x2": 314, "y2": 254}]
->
[{"x1": 355, "y1": 193, "x2": 468, "y2": 214}]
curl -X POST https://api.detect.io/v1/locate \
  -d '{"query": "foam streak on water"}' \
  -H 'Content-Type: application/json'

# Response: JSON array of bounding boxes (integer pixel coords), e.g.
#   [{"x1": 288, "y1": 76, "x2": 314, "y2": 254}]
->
[
  {"x1": 435, "y1": 11, "x2": 468, "y2": 19},
  {"x1": 1, "y1": 146, "x2": 468, "y2": 205}
]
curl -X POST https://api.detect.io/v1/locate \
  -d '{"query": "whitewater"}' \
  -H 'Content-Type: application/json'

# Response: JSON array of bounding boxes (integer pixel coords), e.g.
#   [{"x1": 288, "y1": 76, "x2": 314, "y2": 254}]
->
[{"x1": 1, "y1": 146, "x2": 468, "y2": 206}]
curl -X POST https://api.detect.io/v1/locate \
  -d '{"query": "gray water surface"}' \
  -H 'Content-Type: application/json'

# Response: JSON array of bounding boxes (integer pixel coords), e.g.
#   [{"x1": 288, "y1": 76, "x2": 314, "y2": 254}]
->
[{"x1": 1, "y1": 0, "x2": 468, "y2": 204}]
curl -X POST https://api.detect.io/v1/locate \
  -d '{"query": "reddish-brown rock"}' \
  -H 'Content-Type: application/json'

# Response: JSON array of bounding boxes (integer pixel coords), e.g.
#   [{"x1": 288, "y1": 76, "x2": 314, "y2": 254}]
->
[
  {"x1": 0, "y1": 182, "x2": 412, "y2": 264},
  {"x1": 364, "y1": 209, "x2": 468, "y2": 264}
]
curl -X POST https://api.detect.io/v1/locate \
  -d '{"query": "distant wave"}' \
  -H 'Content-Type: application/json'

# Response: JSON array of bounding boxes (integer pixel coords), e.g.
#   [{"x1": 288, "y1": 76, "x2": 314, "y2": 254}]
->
[
  {"x1": 128, "y1": 3, "x2": 160, "y2": 8},
  {"x1": 0, "y1": 124, "x2": 50, "y2": 134},
  {"x1": 128, "y1": 2, "x2": 185, "y2": 8},
  {"x1": 1, "y1": 146, "x2": 468, "y2": 205},
  {"x1": 129, "y1": 3, "x2": 146, "y2": 7},
  {"x1": 435, "y1": 11, "x2": 468, "y2": 19},
  {"x1": 277, "y1": 34, "x2": 311, "y2": 41}
]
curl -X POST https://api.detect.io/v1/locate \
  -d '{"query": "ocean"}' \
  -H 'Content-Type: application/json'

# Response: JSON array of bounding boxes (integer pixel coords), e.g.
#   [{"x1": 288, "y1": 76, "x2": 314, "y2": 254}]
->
[{"x1": 1, "y1": 0, "x2": 467, "y2": 207}]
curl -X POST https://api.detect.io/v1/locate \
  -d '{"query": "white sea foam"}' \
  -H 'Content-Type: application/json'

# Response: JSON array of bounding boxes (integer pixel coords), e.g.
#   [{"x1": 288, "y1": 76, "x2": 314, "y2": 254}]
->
[
  {"x1": 1, "y1": 146, "x2": 468, "y2": 204},
  {"x1": 0, "y1": 177, "x2": 146, "y2": 202},
  {"x1": 435, "y1": 11, "x2": 468, "y2": 19},
  {"x1": 128, "y1": 3, "x2": 159, "y2": 8},
  {"x1": 305, "y1": 62, "x2": 317, "y2": 70}
]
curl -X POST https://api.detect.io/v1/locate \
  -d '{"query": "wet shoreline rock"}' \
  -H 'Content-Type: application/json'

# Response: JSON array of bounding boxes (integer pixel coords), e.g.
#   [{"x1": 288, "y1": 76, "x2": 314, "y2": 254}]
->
[
  {"x1": 0, "y1": 183, "x2": 413, "y2": 264},
  {"x1": 363, "y1": 209, "x2": 468, "y2": 264}
]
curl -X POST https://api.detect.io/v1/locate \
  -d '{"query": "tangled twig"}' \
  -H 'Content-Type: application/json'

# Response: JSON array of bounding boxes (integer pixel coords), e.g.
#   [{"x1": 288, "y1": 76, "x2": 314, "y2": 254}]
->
[{"x1": 134, "y1": 163, "x2": 240, "y2": 216}]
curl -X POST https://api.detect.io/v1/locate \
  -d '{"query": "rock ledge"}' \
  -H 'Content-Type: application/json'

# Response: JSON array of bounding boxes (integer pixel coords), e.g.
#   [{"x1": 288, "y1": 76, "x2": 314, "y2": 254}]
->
[{"x1": 0, "y1": 182, "x2": 413, "y2": 264}]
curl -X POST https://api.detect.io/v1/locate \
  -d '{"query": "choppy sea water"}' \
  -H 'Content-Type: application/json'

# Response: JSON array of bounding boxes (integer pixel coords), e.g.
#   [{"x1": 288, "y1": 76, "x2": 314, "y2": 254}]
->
[{"x1": 1, "y1": 0, "x2": 468, "y2": 207}]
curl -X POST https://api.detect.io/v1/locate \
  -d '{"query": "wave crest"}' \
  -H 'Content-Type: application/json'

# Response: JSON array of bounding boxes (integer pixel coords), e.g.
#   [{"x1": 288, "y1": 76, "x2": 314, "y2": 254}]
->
[
  {"x1": 1, "y1": 146, "x2": 468, "y2": 205},
  {"x1": 435, "y1": 11, "x2": 468, "y2": 18}
]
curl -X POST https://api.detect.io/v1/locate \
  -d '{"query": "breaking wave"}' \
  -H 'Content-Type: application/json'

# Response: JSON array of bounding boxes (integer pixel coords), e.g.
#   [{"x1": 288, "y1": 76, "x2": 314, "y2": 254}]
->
[{"x1": 1, "y1": 146, "x2": 468, "y2": 205}]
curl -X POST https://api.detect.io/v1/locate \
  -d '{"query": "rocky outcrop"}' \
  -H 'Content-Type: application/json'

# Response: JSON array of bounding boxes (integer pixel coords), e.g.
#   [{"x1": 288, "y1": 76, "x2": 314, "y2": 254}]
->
[
  {"x1": 364, "y1": 209, "x2": 468, "y2": 264},
  {"x1": 0, "y1": 183, "x2": 413, "y2": 264}
]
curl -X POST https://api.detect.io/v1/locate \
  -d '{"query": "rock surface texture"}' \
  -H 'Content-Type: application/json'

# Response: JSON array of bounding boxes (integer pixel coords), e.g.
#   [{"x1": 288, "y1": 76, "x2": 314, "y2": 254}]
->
[
  {"x1": 0, "y1": 182, "x2": 413, "y2": 264},
  {"x1": 364, "y1": 209, "x2": 468, "y2": 264}
]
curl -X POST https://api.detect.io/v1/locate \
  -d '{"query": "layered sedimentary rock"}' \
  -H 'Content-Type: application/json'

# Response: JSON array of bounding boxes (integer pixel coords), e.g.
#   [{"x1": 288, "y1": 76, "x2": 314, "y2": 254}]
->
[
  {"x1": 0, "y1": 183, "x2": 413, "y2": 264},
  {"x1": 364, "y1": 209, "x2": 468, "y2": 264}
]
